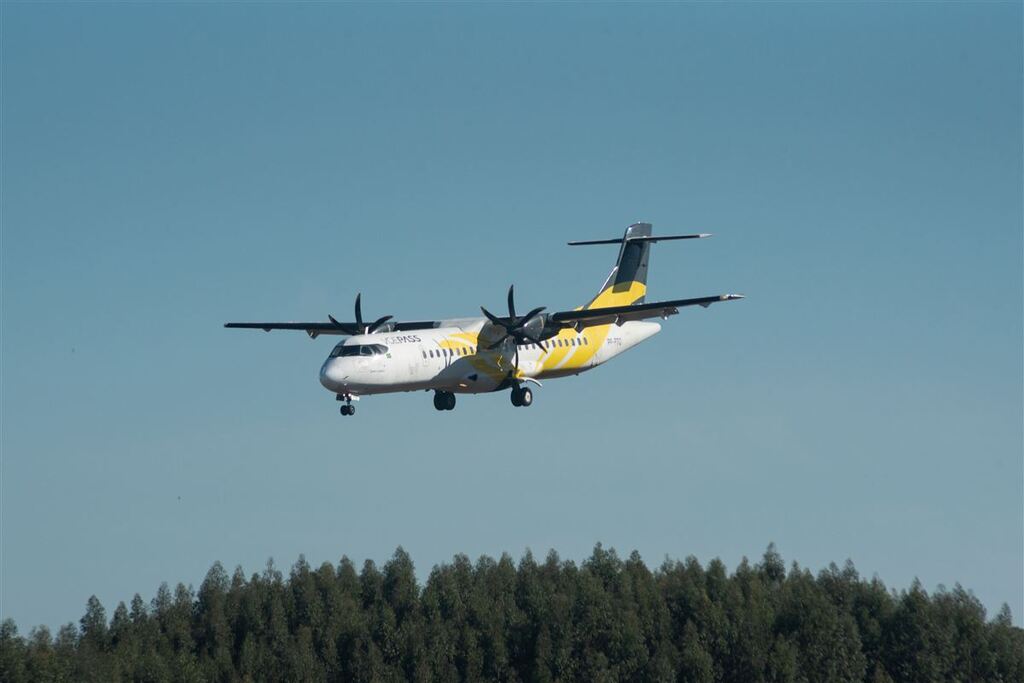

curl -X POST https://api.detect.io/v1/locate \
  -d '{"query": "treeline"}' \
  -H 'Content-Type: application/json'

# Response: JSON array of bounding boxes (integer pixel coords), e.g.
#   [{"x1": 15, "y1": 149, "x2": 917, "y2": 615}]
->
[{"x1": 1, "y1": 545, "x2": 1021, "y2": 682}]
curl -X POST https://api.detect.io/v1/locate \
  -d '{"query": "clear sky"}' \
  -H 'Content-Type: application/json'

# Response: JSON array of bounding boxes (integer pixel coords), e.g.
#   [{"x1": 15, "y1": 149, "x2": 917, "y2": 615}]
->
[{"x1": 2, "y1": 2, "x2": 1021, "y2": 631}]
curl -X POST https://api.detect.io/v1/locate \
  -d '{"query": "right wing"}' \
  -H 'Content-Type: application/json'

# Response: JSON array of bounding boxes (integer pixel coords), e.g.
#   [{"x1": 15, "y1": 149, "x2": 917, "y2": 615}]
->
[{"x1": 549, "y1": 294, "x2": 744, "y2": 328}]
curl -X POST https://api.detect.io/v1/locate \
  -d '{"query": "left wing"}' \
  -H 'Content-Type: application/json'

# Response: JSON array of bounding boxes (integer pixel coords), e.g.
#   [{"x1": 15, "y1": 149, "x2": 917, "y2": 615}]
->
[
  {"x1": 224, "y1": 319, "x2": 438, "y2": 339},
  {"x1": 549, "y1": 294, "x2": 744, "y2": 328}
]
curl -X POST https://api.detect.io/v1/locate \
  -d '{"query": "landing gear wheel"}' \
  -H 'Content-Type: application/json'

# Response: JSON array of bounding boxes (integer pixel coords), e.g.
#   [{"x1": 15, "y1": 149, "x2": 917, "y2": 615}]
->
[
  {"x1": 510, "y1": 386, "x2": 533, "y2": 407},
  {"x1": 433, "y1": 391, "x2": 455, "y2": 411},
  {"x1": 340, "y1": 404, "x2": 354, "y2": 416}
]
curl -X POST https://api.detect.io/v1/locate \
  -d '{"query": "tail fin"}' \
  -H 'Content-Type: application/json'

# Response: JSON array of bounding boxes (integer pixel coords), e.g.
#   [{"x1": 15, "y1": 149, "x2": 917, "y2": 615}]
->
[
  {"x1": 568, "y1": 223, "x2": 712, "y2": 310},
  {"x1": 586, "y1": 222, "x2": 653, "y2": 309}
]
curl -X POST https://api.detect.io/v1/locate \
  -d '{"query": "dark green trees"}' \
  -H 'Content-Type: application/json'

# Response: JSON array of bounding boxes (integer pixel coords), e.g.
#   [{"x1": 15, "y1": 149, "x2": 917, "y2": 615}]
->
[{"x1": 1, "y1": 545, "x2": 1021, "y2": 682}]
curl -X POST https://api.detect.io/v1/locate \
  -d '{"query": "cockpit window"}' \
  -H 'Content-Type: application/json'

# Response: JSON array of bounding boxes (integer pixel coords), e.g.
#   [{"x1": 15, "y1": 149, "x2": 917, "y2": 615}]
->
[{"x1": 329, "y1": 343, "x2": 388, "y2": 358}]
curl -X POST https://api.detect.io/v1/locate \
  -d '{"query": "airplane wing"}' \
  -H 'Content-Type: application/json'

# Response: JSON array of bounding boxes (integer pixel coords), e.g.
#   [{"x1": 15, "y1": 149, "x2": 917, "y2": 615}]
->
[
  {"x1": 224, "y1": 320, "x2": 437, "y2": 339},
  {"x1": 549, "y1": 294, "x2": 744, "y2": 328}
]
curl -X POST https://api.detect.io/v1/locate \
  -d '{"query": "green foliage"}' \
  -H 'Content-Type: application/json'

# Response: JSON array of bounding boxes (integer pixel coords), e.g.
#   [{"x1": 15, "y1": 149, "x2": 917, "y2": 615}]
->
[{"x1": 3, "y1": 546, "x2": 1022, "y2": 682}]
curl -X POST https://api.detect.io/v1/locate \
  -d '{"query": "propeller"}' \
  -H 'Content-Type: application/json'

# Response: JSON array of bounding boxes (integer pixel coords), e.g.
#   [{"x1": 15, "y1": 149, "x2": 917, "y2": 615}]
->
[
  {"x1": 329, "y1": 293, "x2": 392, "y2": 334},
  {"x1": 480, "y1": 285, "x2": 546, "y2": 374}
]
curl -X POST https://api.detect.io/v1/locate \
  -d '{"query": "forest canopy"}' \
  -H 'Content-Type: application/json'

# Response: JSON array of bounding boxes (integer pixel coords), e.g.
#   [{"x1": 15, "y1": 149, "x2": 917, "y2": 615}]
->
[{"x1": 1, "y1": 544, "x2": 1021, "y2": 682}]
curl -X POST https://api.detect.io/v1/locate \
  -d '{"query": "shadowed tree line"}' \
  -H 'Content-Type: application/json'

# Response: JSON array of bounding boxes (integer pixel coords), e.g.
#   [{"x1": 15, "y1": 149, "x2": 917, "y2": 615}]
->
[{"x1": 1, "y1": 545, "x2": 1021, "y2": 682}]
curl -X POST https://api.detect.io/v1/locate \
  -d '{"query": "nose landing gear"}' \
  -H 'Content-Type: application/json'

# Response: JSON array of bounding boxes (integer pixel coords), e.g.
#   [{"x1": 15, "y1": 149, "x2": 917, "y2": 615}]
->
[
  {"x1": 433, "y1": 391, "x2": 456, "y2": 411},
  {"x1": 337, "y1": 393, "x2": 356, "y2": 417}
]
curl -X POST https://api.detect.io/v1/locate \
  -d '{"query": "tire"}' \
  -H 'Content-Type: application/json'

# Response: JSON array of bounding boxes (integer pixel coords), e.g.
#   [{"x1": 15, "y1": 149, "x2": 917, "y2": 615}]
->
[
  {"x1": 510, "y1": 389, "x2": 522, "y2": 407},
  {"x1": 445, "y1": 393, "x2": 456, "y2": 410},
  {"x1": 433, "y1": 392, "x2": 445, "y2": 411},
  {"x1": 519, "y1": 387, "x2": 533, "y2": 407},
  {"x1": 347, "y1": 404, "x2": 355, "y2": 416}
]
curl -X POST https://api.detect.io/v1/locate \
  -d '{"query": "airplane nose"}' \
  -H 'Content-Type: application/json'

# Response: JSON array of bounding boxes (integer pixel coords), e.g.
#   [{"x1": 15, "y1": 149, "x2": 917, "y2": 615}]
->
[{"x1": 319, "y1": 359, "x2": 348, "y2": 391}]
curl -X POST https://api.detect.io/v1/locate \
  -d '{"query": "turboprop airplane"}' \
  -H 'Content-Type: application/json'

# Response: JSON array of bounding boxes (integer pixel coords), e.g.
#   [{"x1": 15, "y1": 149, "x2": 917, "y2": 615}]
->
[{"x1": 226, "y1": 222, "x2": 743, "y2": 416}]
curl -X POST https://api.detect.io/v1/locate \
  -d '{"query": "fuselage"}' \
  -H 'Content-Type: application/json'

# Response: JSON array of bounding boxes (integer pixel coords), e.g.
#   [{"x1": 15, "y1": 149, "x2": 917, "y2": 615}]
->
[{"x1": 319, "y1": 318, "x2": 661, "y2": 396}]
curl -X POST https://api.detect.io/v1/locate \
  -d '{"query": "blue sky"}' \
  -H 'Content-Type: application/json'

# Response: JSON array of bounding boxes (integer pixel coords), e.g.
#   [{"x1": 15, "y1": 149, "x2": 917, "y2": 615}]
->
[{"x1": 2, "y1": 2, "x2": 1021, "y2": 630}]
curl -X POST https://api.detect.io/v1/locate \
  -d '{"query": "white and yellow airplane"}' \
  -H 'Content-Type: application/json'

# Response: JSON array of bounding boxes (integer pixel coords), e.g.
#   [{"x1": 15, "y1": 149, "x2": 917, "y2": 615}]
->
[{"x1": 226, "y1": 222, "x2": 743, "y2": 416}]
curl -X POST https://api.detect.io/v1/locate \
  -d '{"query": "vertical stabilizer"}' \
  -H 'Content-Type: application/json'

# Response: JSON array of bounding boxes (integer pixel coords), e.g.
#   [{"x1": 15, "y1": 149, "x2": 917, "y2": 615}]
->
[{"x1": 586, "y1": 222, "x2": 653, "y2": 309}]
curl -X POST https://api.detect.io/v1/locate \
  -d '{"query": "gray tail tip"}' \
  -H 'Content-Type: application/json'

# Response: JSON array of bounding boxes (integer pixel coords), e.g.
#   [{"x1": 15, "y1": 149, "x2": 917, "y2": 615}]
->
[{"x1": 722, "y1": 294, "x2": 745, "y2": 301}]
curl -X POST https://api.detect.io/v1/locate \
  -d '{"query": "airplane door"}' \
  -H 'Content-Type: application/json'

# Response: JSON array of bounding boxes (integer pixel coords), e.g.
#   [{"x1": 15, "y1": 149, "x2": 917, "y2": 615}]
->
[{"x1": 409, "y1": 346, "x2": 421, "y2": 377}]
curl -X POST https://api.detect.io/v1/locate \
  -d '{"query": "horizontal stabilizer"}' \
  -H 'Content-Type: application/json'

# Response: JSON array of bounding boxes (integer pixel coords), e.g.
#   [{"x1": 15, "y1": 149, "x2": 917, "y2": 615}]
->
[{"x1": 567, "y1": 233, "x2": 711, "y2": 246}]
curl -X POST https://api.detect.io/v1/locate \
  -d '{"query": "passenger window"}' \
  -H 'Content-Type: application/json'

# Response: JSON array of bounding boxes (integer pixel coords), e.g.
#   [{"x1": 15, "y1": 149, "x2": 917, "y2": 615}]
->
[{"x1": 422, "y1": 351, "x2": 426, "y2": 359}]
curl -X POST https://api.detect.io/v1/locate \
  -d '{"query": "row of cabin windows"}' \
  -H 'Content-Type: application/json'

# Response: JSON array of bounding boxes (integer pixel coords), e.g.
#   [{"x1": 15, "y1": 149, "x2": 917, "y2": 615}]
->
[
  {"x1": 420, "y1": 336, "x2": 589, "y2": 359},
  {"x1": 525, "y1": 337, "x2": 589, "y2": 350},
  {"x1": 423, "y1": 347, "x2": 474, "y2": 359}
]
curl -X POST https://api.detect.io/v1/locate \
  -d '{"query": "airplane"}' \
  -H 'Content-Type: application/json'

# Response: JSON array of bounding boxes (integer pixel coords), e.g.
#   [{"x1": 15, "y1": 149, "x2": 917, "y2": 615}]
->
[{"x1": 225, "y1": 222, "x2": 743, "y2": 416}]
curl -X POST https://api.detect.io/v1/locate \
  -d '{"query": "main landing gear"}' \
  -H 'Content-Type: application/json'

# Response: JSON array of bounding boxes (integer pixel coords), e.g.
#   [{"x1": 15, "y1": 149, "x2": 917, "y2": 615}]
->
[
  {"x1": 337, "y1": 394, "x2": 356, "y2": 416},
  {"x1": 510, "y1": 385, "x2": 533, "y2": 408},
  {"x1": 433, "y1": 390, "x2": 456, "y2": 411}
]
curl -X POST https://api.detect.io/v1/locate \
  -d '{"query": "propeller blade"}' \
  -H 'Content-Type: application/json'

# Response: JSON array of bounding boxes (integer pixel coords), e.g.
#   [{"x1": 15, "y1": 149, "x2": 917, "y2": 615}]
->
[
  {"x1": 480, "y1": 306, "x2": 505, "y2": 327},
  {"x1": 354, "y1": 293, "x2": 363, "y2": 327},
  {"x1": 507, "y1": 285, "x2": 516, "y2": 319},
  {"x1": 328, "y1": 314, "x2": 344, "y2": 327},
  {"x1": 367, "y1": 315, "x2": 393, "y2": 333}
]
